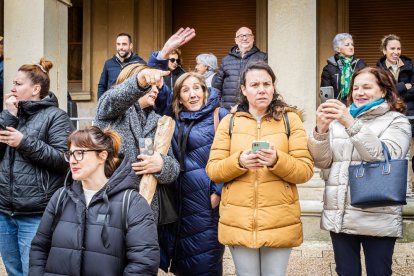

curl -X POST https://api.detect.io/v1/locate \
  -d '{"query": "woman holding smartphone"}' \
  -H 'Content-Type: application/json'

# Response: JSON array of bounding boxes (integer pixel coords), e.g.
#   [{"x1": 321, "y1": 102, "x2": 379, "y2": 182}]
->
[{"x1": 206, "y1": 61, "x2": 314, "y2": 276}]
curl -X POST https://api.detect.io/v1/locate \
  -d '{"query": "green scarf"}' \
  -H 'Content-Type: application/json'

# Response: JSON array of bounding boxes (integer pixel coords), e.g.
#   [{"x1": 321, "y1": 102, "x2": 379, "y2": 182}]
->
[{"x1": 339, "y1": 55, "x2": 353, "y2": 99}]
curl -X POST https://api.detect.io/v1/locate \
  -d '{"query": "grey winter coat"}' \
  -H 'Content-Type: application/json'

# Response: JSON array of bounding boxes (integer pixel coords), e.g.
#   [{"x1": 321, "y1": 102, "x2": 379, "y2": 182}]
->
[
  {"x1": 308, "y1": 102, "x2": 411, "y2": 238},
  {"x1": 95, "y1": 75, "x2": 180, "y2": 223}
]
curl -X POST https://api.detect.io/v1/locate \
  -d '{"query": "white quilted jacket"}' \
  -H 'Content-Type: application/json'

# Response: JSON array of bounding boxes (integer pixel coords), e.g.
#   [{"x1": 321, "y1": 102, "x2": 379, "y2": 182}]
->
[{"x1": 308, "y1": 102, "x2": 411, "y2": 238}]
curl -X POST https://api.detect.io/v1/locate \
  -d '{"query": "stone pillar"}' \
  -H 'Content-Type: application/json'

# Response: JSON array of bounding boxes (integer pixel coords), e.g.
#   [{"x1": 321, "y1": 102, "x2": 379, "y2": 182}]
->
[
  {"x1": 268, "y1": 0, "x2": 317, "y2": 132},
  {"x1": 4, "y1": 0, "x2": 70, "y2": 111}
]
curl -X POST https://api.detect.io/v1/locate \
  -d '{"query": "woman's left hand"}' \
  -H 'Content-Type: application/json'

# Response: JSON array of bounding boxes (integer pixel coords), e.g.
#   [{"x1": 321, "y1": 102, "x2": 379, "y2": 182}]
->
[
  {"x1": 210, "y1": 194, "x2": 221, "y2": 209},
  {"x1": 0, "y1": 127, "x2": 23, "y2": 148},
  {"x1": 320, "y1": 99, "x2": 355, "y2": 128},
  {"x1": 132, "y1": 152, "x2": 164, "y2": 175},
  {"x1": 256, "y1": 145, "x2": 278, "y2": 167}
]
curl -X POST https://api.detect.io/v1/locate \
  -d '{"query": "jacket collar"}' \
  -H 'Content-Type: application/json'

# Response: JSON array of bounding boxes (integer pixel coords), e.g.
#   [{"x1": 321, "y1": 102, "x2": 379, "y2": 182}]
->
[{"x1": 18, "y1": 92, "x2": 59, "y2": 116}]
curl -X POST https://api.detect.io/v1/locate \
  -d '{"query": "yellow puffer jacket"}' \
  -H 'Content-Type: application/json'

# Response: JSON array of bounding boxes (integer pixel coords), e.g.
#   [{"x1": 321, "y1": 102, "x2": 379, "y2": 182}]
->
[{"x1": 206, "y1": 108, "x2": 314, "y2": 248}]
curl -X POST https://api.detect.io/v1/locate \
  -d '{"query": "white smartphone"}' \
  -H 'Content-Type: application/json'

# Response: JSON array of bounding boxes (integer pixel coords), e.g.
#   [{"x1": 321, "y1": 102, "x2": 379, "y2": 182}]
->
[{"x1": 320, "y1": 86, "x2": 334, "y2": 103}]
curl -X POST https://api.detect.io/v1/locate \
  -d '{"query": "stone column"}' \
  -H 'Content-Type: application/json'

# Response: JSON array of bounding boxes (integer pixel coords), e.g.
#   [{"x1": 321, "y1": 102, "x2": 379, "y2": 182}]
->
[
  {"x1": 4, "y1": 0, "x2": 70, "y2": 111},
  {"x1": 268, "y1": 0, "x2": 317, "y2": 132}
]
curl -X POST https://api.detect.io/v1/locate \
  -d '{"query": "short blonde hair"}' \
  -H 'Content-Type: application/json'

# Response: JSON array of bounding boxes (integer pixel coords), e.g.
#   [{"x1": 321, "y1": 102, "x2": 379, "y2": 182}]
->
[{"x1": 116, "y1": 63, "x2": 147, "y2": 85}]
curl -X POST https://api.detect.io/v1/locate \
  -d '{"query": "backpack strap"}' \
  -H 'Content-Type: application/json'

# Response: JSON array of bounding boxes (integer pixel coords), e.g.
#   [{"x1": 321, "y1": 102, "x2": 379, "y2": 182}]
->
[
  {"x1": 51, "y1": 188, "x2": 67, "y2": 233},
  {"x1": 122, "y1": 189, "x2": 134, "y2": 235},
  {"x1": 213, "y1": 107, "x2": 220, "y2": 132},
  {"x1": 283, "y1": 113, "x2": 290, "y2": 138},
  {"x1": 229, "y1": 114, "x2": 235, "y2": 138}
]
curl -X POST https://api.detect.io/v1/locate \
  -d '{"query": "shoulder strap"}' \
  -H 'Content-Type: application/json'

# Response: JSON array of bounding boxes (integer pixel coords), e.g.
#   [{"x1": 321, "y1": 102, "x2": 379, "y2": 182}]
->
[
  {"x1": 122, "y1": 189, "x2": 134, "y2": 235},
  {"x1": 213, "y1": 107, "x2": 220, "y2": 132},
  {"x1": 283, "y1": 113, "x2": 290, "y2": 138},
  {"x1": 51, "y1": 188, "x2": 67, "y2": 233},
  {"x1": 229, "y1": 114, "x2": 235, "y2": 138}
]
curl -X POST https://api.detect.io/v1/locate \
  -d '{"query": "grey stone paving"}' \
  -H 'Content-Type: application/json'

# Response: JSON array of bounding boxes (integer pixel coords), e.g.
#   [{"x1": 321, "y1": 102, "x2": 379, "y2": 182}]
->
[{"x1": 1, "y1": 241, "x2": 413, "y2": 275}]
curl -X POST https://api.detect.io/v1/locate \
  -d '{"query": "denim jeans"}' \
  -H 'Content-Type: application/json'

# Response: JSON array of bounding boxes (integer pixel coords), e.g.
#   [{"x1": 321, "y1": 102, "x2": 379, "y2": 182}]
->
[{"x1": 0, "y1": 213, "x2": 42, "y2": 276}]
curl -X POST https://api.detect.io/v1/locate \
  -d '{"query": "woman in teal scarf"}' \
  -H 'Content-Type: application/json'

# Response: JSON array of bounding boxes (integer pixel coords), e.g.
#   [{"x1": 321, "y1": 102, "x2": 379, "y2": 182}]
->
[
  {"x1": 309, "y1": 67, "x2": 410, "y2": 276},
  {"x1": 321, "y1": 33, "x2": 367, "y2": 104}
]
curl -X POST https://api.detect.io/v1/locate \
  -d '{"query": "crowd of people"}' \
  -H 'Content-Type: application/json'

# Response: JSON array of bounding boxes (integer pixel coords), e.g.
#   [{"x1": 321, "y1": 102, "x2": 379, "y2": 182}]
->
[{"x1": 0, "y1": 27, "x2": 412, "y2": 276}]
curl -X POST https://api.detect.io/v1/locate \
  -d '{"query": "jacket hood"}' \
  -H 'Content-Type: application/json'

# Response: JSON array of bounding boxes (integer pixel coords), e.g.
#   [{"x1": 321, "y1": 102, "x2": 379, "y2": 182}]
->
[
  {"x1": 229, "y1": 45, "x2": 260, "y2": 58},
  {"x1": 231, "y1": 103, "x2": 305, "y2": 121},
  {"x1": 18, "y1": 92, "x2": 59, "y2": 116},
  {"x1": 327, "y1": 55, "x2": 360, "y2": 67},
  {"x1": 65, "y1": 156, "x2": 138, "y2": 200},
  {"x1": 178, "y1": 87, "x2": 220, "y2": 121}
]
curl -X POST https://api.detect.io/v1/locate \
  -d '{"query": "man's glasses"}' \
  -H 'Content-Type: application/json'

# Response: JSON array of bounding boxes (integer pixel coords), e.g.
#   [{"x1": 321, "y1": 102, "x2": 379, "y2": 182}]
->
[
  {"x1": 64, "y1": 149, "x2": 102, "y2": 162},
  {"x1": 235, "y1": 34, "x2": 253, "y2": 39},
  {"x1": 169, "y1": 58, "x2": 181, "y2": 63}
]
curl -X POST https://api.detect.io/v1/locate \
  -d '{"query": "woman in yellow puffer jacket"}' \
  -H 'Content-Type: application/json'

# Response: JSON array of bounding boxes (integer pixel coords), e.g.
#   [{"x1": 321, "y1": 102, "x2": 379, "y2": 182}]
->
[{"x1": 206, "y1": 61, "x2": 314, "y2": 276}]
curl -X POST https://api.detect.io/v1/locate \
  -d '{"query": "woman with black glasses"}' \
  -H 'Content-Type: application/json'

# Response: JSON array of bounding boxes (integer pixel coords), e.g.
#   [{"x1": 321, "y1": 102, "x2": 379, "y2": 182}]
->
[
  {"x1": 29, "y1": 126, "x2": 160, "y2": 275},
  {"x1": 164, "y1": 49, "x2": 186, "y2": 92}
]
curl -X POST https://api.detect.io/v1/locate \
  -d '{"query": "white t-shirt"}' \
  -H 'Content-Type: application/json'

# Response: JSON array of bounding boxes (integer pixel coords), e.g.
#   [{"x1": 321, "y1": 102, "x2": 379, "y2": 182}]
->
[{"x1": 83, "y1": 188, "x2": 98, "y2": 206}]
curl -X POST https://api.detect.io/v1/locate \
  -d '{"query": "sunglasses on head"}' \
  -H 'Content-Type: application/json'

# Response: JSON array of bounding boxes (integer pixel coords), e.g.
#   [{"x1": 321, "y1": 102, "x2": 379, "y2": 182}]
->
[{"x1": 169, "y1": 58, "x2": 181, "y2": 63}]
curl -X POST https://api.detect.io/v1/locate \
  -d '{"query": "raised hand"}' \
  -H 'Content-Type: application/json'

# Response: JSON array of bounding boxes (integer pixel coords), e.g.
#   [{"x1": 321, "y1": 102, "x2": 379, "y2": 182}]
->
[{"x1": 159, "y1": 27, "x2": 196, "y2": 58}]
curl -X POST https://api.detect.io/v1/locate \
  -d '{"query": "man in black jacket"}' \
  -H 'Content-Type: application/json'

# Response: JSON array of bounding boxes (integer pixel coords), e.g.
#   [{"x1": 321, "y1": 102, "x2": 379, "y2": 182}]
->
[
  {"x1": 213, "y1": 27, "x2": 268, "y2": 110},
  {"x1": 97, "y1": 33, "x2": 146, "y2": 98}
]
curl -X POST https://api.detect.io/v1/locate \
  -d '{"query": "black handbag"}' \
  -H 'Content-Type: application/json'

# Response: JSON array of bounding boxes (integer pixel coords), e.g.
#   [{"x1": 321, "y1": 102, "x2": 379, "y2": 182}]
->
[
  {"x1": 348, "y1": 142, "x2": 408, "y2": 207},
  {"x1": 157, "y1": 184, "x2": 178, "y2": 225}
]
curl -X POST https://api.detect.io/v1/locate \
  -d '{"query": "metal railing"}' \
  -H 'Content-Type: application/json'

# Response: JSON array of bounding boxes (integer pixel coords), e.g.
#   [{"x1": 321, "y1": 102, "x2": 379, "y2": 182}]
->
[{"x1": 69, "y1": 117, "x2": 94, "y2": 129}]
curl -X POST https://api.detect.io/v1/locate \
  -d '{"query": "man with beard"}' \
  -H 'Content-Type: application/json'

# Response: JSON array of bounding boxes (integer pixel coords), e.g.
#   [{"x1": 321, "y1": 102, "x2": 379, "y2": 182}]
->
[
  {"x1": 97, "y1": 33, "x2": 146, "y2": 98},
  {"x1": 213, "y1": 27, "x2": 267, "y2": 110}
]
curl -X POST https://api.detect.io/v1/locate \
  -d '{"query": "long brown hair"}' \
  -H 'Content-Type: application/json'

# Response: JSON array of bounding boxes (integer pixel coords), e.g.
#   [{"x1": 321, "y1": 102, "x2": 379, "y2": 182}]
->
[
  {"x1": 347, "y1": 67, "x2": 406, "y2": 113},
  {"x1": 172, "y1": 72, "x2": 209, "y2": 117},
  {"x1": 238, "y1": 61, "x2": 288, "y2": 120},
  {"x1": 18, "y1": 57, "x2": 53, "y2": 99},
  {"x1": 67, "y1": 126, "x2": 122, "y2": 178}
]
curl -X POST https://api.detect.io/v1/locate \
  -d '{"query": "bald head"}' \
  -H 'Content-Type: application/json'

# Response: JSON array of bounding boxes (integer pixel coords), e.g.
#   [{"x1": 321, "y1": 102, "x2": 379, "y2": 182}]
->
[{"x1": 235, "y1": 27, "x2": 254, "y2": 55}]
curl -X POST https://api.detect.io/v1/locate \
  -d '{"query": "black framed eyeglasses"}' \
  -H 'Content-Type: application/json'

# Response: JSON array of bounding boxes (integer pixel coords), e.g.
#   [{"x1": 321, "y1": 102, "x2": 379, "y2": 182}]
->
[
  {"x1": 235, "y1": 34, "x2": 253, "y2": 39},
  {"x1": 64, "y1": 149, "x2": 102, "y2": 162},
  {"x1": 169, "y1": 58, "x2": 181, "y2": 63}
]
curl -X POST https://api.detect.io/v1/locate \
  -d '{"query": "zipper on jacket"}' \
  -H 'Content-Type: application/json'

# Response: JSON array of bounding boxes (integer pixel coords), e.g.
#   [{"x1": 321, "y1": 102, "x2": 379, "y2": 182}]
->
[
  {"x1": 252, "y1": 118, "x2": 262, "y2": 247},
  {"x1": 9, "y1": 149, "x2": 16, "y2": 216}
]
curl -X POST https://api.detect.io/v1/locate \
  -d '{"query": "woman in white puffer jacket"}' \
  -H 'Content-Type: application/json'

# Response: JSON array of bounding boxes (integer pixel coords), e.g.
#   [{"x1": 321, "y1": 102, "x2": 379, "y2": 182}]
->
[{"x1": 308, "y1": 67, "x2": 411, "y2": 276}]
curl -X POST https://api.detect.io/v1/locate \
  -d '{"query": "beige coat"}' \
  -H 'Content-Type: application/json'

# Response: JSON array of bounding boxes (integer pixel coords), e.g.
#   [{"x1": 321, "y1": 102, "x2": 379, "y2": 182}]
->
[
  {"x1": 206, "y1": 108, "x2": 314, "y2": 248},
  {"x1": 308, "y1": 102, "x2": 411, "y2": 238}
]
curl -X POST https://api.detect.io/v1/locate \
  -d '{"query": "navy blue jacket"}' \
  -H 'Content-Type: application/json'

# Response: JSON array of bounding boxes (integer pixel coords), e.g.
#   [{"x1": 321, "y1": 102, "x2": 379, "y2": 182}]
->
[
  {"x1": 170, "y1": 89, "x2": 227, "y2": 275},
  {"x1": 213, "y1": 45, "x2": 267, "y2": 110},
  {"x1": 98, "y1": 52, "x2": 146, "y2": 98},
  {"x1": 29, "y1": 158, "x2": 160, "y2": 275}
]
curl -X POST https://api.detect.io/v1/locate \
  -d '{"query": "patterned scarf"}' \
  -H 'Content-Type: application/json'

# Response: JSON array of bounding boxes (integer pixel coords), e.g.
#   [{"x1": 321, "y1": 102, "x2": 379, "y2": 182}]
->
[{"x1": 339, "y1": 55, "x2": 353, "y2": 99}]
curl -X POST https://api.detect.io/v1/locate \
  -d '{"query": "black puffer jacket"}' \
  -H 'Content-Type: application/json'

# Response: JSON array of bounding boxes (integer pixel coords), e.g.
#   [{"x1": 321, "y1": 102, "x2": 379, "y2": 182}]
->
[
  {"x1": 321, "y1": 55, "x2": 367, "y2": 103},
  {"x1": 0, "y1": 93, "x2": 74, "y2": 216},
  {"x1": 377, "y1": 55, "x2": 414, "y2": 135},
  {"x1": 164, "y1": 66, "x2": 185, "y2": 92},
  {"x1": 213, "y1": 45, "x2": 267, "y2": 110},
  {"x1": 29, "y1": 158, "x2": 160, "y2": 275}
]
